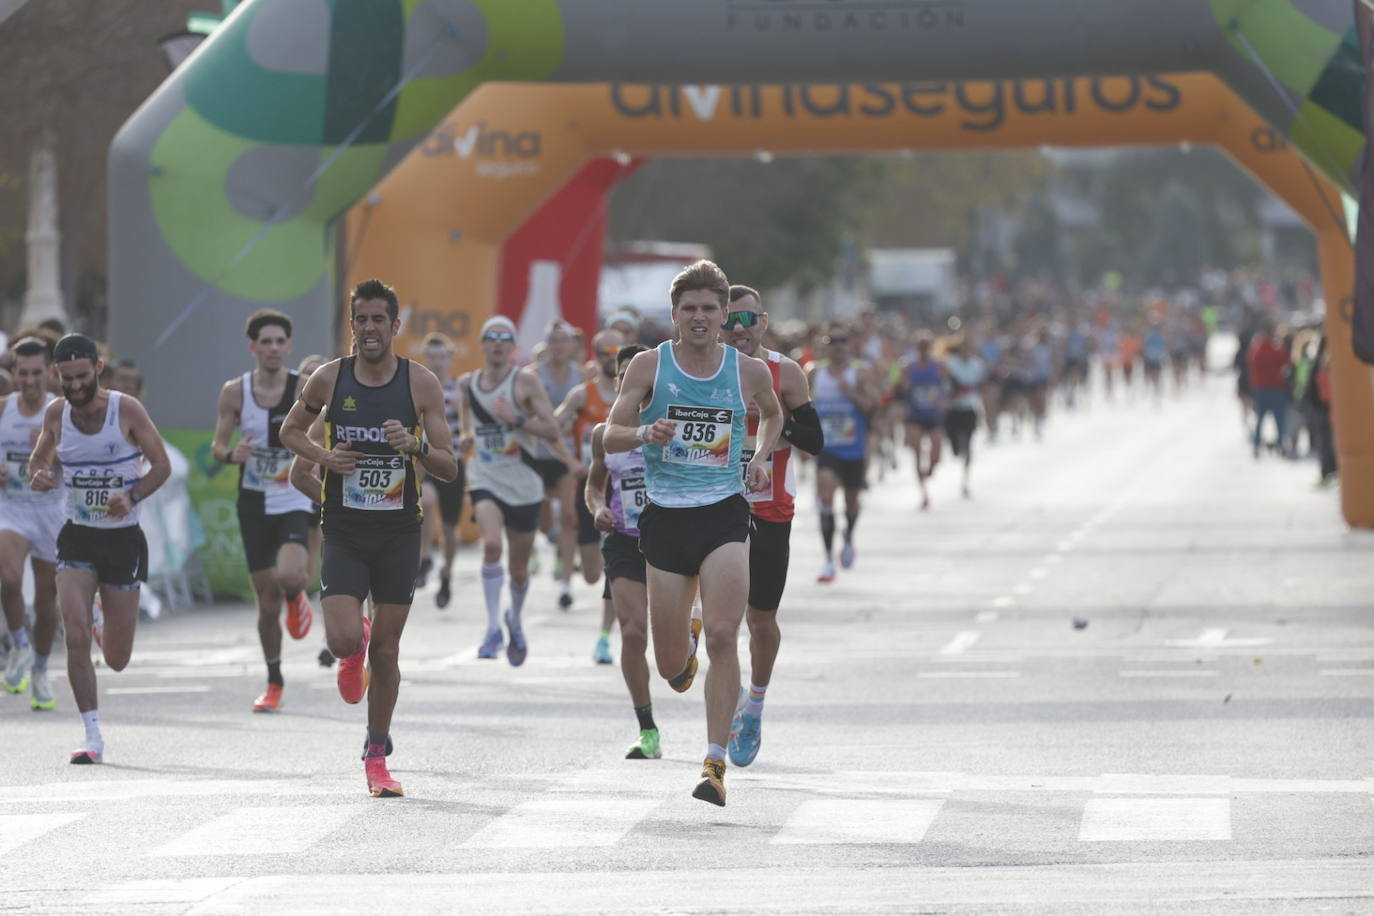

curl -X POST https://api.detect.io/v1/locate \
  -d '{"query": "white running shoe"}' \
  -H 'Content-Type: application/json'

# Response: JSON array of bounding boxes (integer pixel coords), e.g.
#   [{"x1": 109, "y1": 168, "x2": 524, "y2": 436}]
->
[
  {"x1": 30, "y1": 669, "x2": 55, "y2": 710},
  {"x1": 3, "y1": 642, "x2": 34, "y2": 694}
]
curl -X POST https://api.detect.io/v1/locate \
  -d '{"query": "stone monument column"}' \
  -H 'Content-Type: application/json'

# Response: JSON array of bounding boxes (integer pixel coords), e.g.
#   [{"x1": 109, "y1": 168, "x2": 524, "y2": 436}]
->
[{"x1": 20, "y1": 135, "x2": 70, "y2": 329}]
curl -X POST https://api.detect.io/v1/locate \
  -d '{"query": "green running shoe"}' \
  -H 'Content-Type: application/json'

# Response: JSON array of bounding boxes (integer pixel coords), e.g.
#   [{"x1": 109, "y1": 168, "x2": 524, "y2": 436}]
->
[{"x1": 625, "y1": 728, "x2": 662, "y2": 760}]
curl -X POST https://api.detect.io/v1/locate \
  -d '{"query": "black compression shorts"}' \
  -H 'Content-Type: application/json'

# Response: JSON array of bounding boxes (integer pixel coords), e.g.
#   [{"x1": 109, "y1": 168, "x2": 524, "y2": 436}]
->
[
  {"x1": 321, "y1": 523, "x2": 420, "y2": 605},
  {"x1": 637, "y1": 495, "x2": 750, "y2": 578},
  {"x1": 748, "y1": 516, "x2": 791, "y2": 612}
]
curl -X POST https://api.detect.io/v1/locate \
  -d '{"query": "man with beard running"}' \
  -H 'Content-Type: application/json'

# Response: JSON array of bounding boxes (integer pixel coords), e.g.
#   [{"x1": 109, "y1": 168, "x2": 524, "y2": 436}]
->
[
  {"x1": 28, "y1": 334, "x2": 171, "y2": 763},
  {"x1": 555, "y1": 327, "x2": 623, "y2": 663},
  {"x1": 811, "y1": 327, "x2": 880, "y2": 582},
  {"x1": 721, "y1": 286, "x2": 821, "y2": 768},
  {"x1": 0, "y1": 337, "x2": 63, "y2": 710},
  {"x1": 415, "y1": 333, "x2": 466, "y2": 609},
  {"x1": 457, "y1": 316, "x2": 574, "y2": 664},
  {"x1": 605, "y1": 260, "x2": 782, "y2": 806},
  {"x1": 280, "y1": 279, "x2": 457, "y2": 797},
  {"x1": 211, "y1": 310, "x2": 315, "y2": 713}
]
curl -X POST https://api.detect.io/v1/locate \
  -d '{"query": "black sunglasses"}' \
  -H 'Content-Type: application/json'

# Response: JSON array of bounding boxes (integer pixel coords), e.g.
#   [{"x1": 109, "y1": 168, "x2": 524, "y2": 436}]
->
[
  {"x1": 482, "y1": 331, "x2": 515, "y2": 343},
  {"x1": 721, "y1": 311, "x2": 761, "y2": 330}
]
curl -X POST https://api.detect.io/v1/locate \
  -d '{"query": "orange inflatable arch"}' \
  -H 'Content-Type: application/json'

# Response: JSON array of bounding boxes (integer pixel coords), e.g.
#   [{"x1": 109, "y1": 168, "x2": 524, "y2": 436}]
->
[{"x1": 348, "y1": 73, "x2": 1374, "y2": 527}]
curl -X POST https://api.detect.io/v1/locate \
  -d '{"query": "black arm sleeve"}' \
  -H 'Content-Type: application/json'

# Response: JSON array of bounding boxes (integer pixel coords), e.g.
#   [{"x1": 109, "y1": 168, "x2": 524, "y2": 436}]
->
[{"x1": 781, "y1": 401, "x2": 824, "y2": 455}]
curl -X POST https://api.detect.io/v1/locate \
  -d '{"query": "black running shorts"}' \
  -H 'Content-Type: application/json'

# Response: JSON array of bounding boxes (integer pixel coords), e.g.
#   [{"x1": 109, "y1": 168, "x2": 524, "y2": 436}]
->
[
  {"x1": 748, "y1": 516, "x2": 791, "y2": 612},
  {"x1": 816, "y1": 452, "x2": 867, "y2": 491},
  {"x1": 426, "y1": 462, "x2": 466, "y2": 526},
  {"x1": 944, "y1": 407, "x2": 978, "y2": 459},
  {"x1": 602, "y1": 529, "x2": 646, "y2": 584},
  {"x1": 57, "y1": 522, "x2": 148, "y2": 588},
  {"x1": 238, "y1": 508, "x2": 313, "y2": 573},
  {"x1": 321, "y1": 523, "x2": 421, "y2": 605},
  {"x1": 575, "y1": 484, "x2": 599, "y2": 546},
  {"x1": 469, "y1": 489, "x2": 540, "y2": 534},
  {"x1": 531, "y1": 457, "x2": 567, "y2": 490},
  {"x1": 638, "y1": 495, "x2": 750, "y2": 578}
]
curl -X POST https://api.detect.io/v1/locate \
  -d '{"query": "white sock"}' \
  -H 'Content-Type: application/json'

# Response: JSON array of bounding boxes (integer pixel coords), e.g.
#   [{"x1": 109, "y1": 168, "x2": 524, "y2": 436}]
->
[
  {"x1": 706, "y1": 743, "x2": 727, "y2": 762},
  {"x1": 81, "y1": 709, "x2": 102, "y2": 743},
  {"x1": 481, "y1": 563, "x2": 504, "y2": 631},
  {"x1": 744, "y1": 682, "x2": 767, "y2": 717}
]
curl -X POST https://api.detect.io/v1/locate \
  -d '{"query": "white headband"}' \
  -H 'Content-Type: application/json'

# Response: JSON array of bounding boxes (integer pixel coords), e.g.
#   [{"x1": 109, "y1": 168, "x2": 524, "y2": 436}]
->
[{"x1": 481, "y1": 316, "x2": 517, "y2": 336}]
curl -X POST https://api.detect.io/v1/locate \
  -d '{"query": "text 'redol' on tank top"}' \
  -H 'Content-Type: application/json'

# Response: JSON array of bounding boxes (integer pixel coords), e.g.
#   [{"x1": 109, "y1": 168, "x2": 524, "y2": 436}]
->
[
  {"x1": 0, "y1": 393, "x2": 58, "y2": 504},
  {"x1": 813, "y1": 364, "x2": 867, "y2": 460},
  {"x1": 466, "y1": 367, "x2": 544, "y2": 507},
  {"x1": 322, "y1": 356, "x2": 421, "y2": 529},
  {"x1": 640, "y1": 340, "x2": 745, "y2": 508},
  {"x1": 58, "y1": 391, "x2": 143, "y2": 529},
  {"x1": 605, "y1": 445, "x2": 647, "y2": 537},
  {"x1": 533, "y1": 361, "x2": 580, "y2": 460},
  {"x1": 742, "y1": 350, "x2": 795, "y2": 523},
  {"x1": 238, "y1": 371, "x2": 313, "y2": 516},
  {"x1": 574, "y1": 379, "x2": 612, "y2": 467},
  {"x1": 904, "y1": 359, "x2": 945, "y2": 414}
]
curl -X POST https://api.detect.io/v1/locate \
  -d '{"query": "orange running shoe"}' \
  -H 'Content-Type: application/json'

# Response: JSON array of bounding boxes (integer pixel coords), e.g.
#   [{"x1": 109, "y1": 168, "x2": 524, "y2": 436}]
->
[
  {"x1": 364, "y1": 756, "x2": 404, "y2": 798},
  {"x1": 337, "y1": 617, "x2": 371, "y2": 704},
  {"x1": 252, "y1": 683, "x2": 283, "y2": 713},
  {"x1": 285, "y1": 592, "x2": 313, "y2": 640}
]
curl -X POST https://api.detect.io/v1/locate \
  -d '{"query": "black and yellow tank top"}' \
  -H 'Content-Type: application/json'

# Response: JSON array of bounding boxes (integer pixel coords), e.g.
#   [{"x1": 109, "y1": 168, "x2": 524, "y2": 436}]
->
[{"x1": 321, "y1": 356, "x2": 422, "y2": 530}]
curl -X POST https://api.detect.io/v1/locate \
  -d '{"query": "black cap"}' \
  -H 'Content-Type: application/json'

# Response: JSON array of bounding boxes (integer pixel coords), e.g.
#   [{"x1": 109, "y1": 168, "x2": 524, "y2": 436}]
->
[{"x1": 53, "y1": 333, "x2": 99, "y2": 364}]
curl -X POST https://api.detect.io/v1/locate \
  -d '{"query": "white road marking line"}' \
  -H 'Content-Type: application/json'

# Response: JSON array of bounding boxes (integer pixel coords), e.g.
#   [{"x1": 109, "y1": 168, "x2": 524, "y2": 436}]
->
[
  {"x1": 917, "y1": 671, "x2": 1020, "y2": 679},
  {"x1": 974, "y1": 611, "x2": 999, "y2": 623},
  {"x1": 991, "y1": 596, "x2": 1014, "y2": 608},
  {"x1": 938, "y1": 631, "x2": 981, "y2": 655},
  {"x1": 461, "y1": 796, "x2": 661, "y2": 848},
  {"x1": 0, "y1": 778, "x2": 346, "y2": 805},
  {"x1": 772, "y1": 798, "x2": 945, "y2": 845},
  {"x1": 1045, "y1": 554, "x2": 1064, "y2": 565},
  {"x1": 1028, "y1": 567, "x2": 1049, "y2": 580},
  {"x1": 1165, "y1": 629, "x2": 1272, "y2": 649},
  {"x1": 149, "y1": 805, "x2": 360, "y2": 857},
  {"x1": 0, "y1": 813, "x2": 86, "y2": 855},
  {"x1": 106, "y1": 685, "x2": 212, "y2": 695},
  {"x1": 1320, "y1": 668, "x2": 1374, "y2": 676},
  {"x1": 1079, "y1": 797, "x2": 1231, "y2": 842},
  {"x1": 1054, "y1": 541, "x2": 1073, "y2": 552},
  {"x1": 1120, "y1": 670, "x2": 1218, "y2": 678},
  {"x1": 1012, "y1": 583, "x2": 1034, "y2": 596}
]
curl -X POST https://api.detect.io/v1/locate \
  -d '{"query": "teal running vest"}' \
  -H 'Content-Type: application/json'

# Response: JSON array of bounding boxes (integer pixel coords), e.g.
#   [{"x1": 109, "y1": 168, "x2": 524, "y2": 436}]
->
[{"x1": 640, "y1": 341, "x2": 746, "y2": 508}]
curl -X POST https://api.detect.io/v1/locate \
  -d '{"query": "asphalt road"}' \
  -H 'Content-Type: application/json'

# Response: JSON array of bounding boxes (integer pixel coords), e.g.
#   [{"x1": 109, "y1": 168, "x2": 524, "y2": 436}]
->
[{"x1": 2, "y1": 366, "x2": 1371, "y2": 915}]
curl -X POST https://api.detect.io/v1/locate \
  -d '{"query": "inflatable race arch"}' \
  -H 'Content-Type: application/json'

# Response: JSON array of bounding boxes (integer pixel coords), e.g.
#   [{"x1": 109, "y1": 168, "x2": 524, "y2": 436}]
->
[{"x1": 110, "y1": 0, "x2": 1371, "y2": 526}]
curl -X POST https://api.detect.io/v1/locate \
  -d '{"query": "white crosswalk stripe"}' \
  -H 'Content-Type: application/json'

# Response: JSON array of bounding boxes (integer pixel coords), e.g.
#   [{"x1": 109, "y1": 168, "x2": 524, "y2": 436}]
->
[
  {"x1": 772, "y1": 798, "x2": 945, "y2": 845},
  {"x1": 462, "y1": 796, "x2": 663, "y2": 848},
  {"x1": 148, "y1": 805, "x2": 360, "y2": 856},
  {"x1": 1079, "y1": 798, "x2": 1232, "y2": 842},
  {"x1": 0, "y1": 812, "x2": 86, "y2": 855}
]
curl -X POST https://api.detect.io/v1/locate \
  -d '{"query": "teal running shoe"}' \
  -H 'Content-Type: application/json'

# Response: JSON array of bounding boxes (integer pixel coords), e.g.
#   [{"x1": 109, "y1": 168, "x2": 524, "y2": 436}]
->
[
  {"x1": 593, "y1": 635, "x2": 613, "y2": 665},
  {"x1": 728, "y1": 710, "x2": 762, "y2": 767}
]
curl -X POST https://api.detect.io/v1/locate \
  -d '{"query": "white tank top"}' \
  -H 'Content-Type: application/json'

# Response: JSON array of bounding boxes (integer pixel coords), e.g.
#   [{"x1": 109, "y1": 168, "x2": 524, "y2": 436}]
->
[
  {"x1": 238, "y1": 371, "x2": 313, "y2": 515},
  {"x1": 465, "y1": 368, "x2": 544, "y2": 507},
  {"x1": 0, "y1": 393, "x2": 59, "y2": 504},
  {"x1": 58, "y1": 391, "x2": 143, "y2": 529}
]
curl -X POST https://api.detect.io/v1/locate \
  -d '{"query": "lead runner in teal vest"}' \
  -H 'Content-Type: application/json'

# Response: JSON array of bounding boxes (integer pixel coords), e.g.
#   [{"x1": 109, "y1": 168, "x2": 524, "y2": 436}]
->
[{"x1": 604, "y1": 260, "x2": 782, "y2": 808}]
